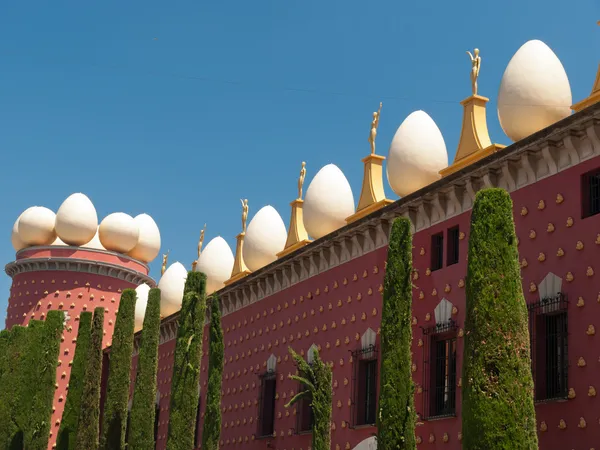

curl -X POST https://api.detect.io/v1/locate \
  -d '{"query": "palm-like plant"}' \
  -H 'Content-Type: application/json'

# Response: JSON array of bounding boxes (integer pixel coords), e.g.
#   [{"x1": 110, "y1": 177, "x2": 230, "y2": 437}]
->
[{"x1": 285, "y1": 347, "x2": 332, "y2": 450}]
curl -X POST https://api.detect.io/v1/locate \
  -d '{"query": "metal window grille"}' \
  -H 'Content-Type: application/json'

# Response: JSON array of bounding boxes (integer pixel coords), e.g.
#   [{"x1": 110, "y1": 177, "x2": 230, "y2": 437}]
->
[
  {"x1": 527, "y1": 293, "x2": 568, "y2": 402},
  {"x1": 257, "y1": 371, "x2": 277, "y2": 437},
  {"x1": 421, "y1": 320, "x2": 458, "y2": 419},
  {"x1": 583, "y1": 170, "x2": 600, "y2": 218},
  {"x1": 431, "y1": 233, "x2": 444, "y2": 271},
  {"x1": 295, "y1": 382, "x2": 313, "y2": 434},
  {"x1": 446, "y1": 226, "x2": 460, "y2": 266},
  {"x1": 350, "y1": 345, "x2": 378, "y2": 427}
]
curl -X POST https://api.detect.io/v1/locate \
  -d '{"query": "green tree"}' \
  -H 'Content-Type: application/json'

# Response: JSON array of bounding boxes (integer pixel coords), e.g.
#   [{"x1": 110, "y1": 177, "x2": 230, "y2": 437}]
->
[
  {"x1": 128, "y1": 288, "x2": 162, "y2": 450},
  {"x1": 462, "y1": 188, "x2": 537, "y2": 449},
  {"x1": 57, "y1": 311, "x2": 93, "y2": 450},
  {"x1": 101, "y1": 289, "x2": 137, "y2": 450},
  {"x1": 166, "y1": 272, "x2": 207, "y2": 450},
  {"x1": 376, "y1": 217, "x2": 416, "y2": 450},
  {"x1": 75, "y1": 307, "x2": 104, "y2": 450},
  {"x1": 201, "y1": 295, "x2": 224, "y2": 450},
  {"x1": 285, "y1": 347, "x2": 332, "y2": 450}
]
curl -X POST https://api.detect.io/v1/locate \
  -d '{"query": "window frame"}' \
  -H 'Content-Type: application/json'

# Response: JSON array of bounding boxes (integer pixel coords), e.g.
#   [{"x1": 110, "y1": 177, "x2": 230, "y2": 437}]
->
[
  {"x1": 582, "y1": 168, "x2": 600, "y2": 218},
  {"x1": 295, "y1": 381, "x2": 313, "y2": 434},
  {"x1": 446, "y1": 226, "x2": 460, "y2": 266},
  {"x1": 257, "y1": 370, "x2": 277, "y2": 438},
  {"x1": 350, "y1": 344, "x2": 378, "y2": 428},
  {"x1": 430, "y1": 232, "x2": 444, "y2": 272}
]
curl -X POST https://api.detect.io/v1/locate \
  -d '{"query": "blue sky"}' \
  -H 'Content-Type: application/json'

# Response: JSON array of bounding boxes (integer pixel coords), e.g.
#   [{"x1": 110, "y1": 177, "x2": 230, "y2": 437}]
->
[{"x1": 0, "y1": 0, "x2": 598, "y2": 324}]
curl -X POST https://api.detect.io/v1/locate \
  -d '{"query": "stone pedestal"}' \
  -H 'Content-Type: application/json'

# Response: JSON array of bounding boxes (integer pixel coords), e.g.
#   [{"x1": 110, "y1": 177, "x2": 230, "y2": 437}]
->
[
  {"x1": 225, "y1": 232, "x2": 251, "y2": 285},
  {"x1": 346, "y1": 154, "x2": 393, "y2": 224},
  {"x1": 278, "y1": 199, "x2": 311, "y2": 258}
]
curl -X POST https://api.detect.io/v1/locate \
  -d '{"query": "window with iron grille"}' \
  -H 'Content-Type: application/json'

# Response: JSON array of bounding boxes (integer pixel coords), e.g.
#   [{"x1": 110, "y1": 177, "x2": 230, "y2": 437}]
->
[
  {"x1": 258, "y1": 371, "x2": 277, "y2": 437},
  {"x1": 422, "y1": 321, "x2": 457, "y2": 419},
  {"x1": 431, "y1": 232, "x2": 444, "y2": 271},
  {"x1": 446, "y1": 226, "x2": 460, "y2": 266},
  {"x1": 582, "y1": 169, "x2": 600, "y2": 218},
  {"x1": 350, "y1": 345, "x2": 378, "y2": 427},
  {"x1": 528, "y1": 293, "x2": 568, "y2": 402},
  {"x1": 296, "y1": 383, "x2": 313, "y2": 434}
]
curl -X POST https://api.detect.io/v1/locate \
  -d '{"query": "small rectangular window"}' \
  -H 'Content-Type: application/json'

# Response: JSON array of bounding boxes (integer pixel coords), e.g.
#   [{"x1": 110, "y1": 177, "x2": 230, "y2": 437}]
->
[
  {"x1": 297, "y1": 384, "x2": 313, "y2": 433},
  {"x1": 446, "y1": 226, "x2": 459, "y2": 266},
  {"x1": 351, "y1": 345, "x2": 378, "y2": 427},
  {"x1": 582, "y1": 169, "x2": 600, "y2": 218},
  {"x1": 258, "y1": 372, "x2": 277, "y2": 437},
  {"x1": 528, "y1": 294, "x2": 568, "y2": 402},
  {"x1": 431, "y1": 233, "x2": 444, "y2": 271}
]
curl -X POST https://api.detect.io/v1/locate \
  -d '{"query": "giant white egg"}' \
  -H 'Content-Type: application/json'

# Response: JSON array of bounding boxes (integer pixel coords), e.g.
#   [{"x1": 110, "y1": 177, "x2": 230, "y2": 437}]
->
[
  {"x1": 84, "y1": 227, "x2": 105, "y2": 250},
  {"x1": 134, "y1": 283, "x2": 151, "y2": 331},
  {"x1": 99, "y1": 213, "x2": 140, "y2": 253},
  {"x1": 127, "y1": 214, "x2": 161, "y2": 263},
  {"x1": 386, "y1": 110, "x2": 448, "y2": 197},
  {"x1": 55, "y1": 193, "x2": 98, "y2": 246},
  {"x1": 18, "y1": 206, "x2": 57, "y2": 246},
  {"x1": 303, "y1": 164, "x2": 355, "y2": 240},
  {"x1": 11, "y1": 207, "x2": 34, "y2": 252},
  {"x1": 243, "y1": 206, "x2": 287, "y2": 271},
  {"x1": 195, "y1": 236, "x2": 234, "y2": 293},
  {"x1": 498, "y1": 40, "x2": 572, "y2": 142},
  {"x1": 158, "y1": 262, "x2": 188, "y2": 317}
]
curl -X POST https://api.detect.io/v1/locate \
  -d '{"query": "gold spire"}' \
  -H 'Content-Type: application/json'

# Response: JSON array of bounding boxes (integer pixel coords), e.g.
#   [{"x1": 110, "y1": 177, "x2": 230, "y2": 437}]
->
[
  {"x1": 346, "y1": 102, "x2": 393, "y2": 224},
  {"x1": 440, "y1": 49, "x2": 505, "y2": 177},
  {"x1": 571, "y1": 21, "x2": 600, "y2": 112},
  {"x1": 225, "y1": 202, "x2": 251, "y2": 285},
  {"x1": 278, "y1": 162, "x2": 312, "y2": 258},
  {"x1": 161, "y1": 251, "x2": 169, "y2": 276}
]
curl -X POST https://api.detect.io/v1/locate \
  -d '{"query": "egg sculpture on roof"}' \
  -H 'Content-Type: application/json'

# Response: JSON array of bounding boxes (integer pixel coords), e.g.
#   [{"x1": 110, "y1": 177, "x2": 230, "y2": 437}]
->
[
  {"x1": 386, "y1": 110, "x2": 448, "y2": 197},
  {"x1": 84, "y1": 227, "x2": 105, "y2": 250},
  {"x1": 52, "y1": 236, "x2": 67, "y2": 246},
  {"x1": 11, "y1": 207, "x2": 34, "y2": 251},
  {"x1": 18, "y1": 206, "x2": 57, "y2": 246},
  {"x1": 195, "y1": 236, "x2": 234, "y2": 293},
  {"x1": 243, "y1": 206, "x2": 287, "y2": 271},
  {"x1": 303, "y1": 164, "x2": 355, "y2": 240},
  {"x1": 127, "y1": 214, "x2": 161, "y2": 263},
  {"x1": 55, "y1": 193, "x2": 98, "y2": 246},
  {"x1": 158, "y1": 262, "x2": 187, "y2": 317},
  {"x1": 99, "y1": 213, "x2": 140, "y2": 253},
  {"x1": 498, "y1": 40, "x2": 572, "y2": 142},
  {"x1": 134, "y1": 283, "x2": 151, "y2": 330}
]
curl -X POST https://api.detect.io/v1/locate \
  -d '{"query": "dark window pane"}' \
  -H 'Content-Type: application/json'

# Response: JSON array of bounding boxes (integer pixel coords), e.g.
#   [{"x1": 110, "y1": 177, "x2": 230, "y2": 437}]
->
[
  {"x1": 431, "y1": 233, "x2": 444, "y2": 271},
  {"x1": 430, "y1": 336, "x2": 456, "y2": 417},
  {"x1": 447, "y1": 227, "x2": 459, "y2": 266},
  {"x1": 259, "y1": 376, "x2": 277, "y2": 437}
]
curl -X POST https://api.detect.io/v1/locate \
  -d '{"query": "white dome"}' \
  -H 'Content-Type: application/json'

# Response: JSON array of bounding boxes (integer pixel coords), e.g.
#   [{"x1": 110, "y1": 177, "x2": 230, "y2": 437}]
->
[
  {"x1": 195, "y1": 236, "x2": 234, "y2": 293},
  {"x1": 386, "y1": 110, "x2": 448, "y2": 197},
  {"x1": 243, "y1": 206, "x2": 287, "y2": 271},
  {"x1": 498, "y1": 40, "x2": 572, "y2": 142},
  {"x1": 303, "y1": 164, "x2": 355, "y2": 239},
  {"x1": 55, "y1": 193, "x2": 98, "y2": 246},
  {"x1": 18, "y1": 207, "x2": 57, "y2": 246},
  {"x1": 84, "y1": 228, "x2": 105, "y2": 250},
  {"x1": 134, "y1": 283, "x2": 151, "y2": 331},
  {"x1": 52, "y1": 236, "x2": 67, "y2": 246},
  {"x1": 158, "y1": 262, "x2": 188, "y2": 317},
  {"x1": 11, "y1": 208, "x2": 33, "y2": 252},
  {"x1": 127, "y1": 214, "x2": 161, "y2": 263},
  {"x1": 99, "y1": 213, "x2": 140, "y2": 253}
]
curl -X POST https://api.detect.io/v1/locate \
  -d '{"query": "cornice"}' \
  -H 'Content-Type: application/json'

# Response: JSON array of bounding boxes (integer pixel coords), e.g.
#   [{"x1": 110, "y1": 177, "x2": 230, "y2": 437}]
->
[{"x1": 150, "y1": 103, "x2": 600, "y2": 346}]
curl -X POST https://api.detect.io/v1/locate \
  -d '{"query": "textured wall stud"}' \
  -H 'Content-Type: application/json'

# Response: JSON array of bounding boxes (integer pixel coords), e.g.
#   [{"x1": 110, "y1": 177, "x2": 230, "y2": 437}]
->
[
  {"x1": 558, "y1": 419, "x2": 567, "y2": 429},
  {"x1": 343, "y1": 278, "x2": 348, "y2": 285},
  {"x1": 431, "y1": 288, "x2": 437, "y2": 296},
  {"x1": 538, "y1": 200, "x2": 546, "y2": 210},
  {"x1": 373, "y1": 265, "x2": 379, "y2": 274},
  {"x1": 588, "y1": 386, "x2": 597, "y2": 397},
  {"x1": 458, "y1": 279, "x2": 465, "y2": 288},
  {"x1": 577, "y1": 297, "x2": 585, "y2": 307},
  {"x1": 566, "y1": 272, "x2": 574, "y2": 282},
  {"x1": 578, "y1": 417, "x2": 586, "y2": 429},
  {"x1": 557, "y1": 248, "x2": 565, "y2": 257},
  {"x1": 412, "y1": 317, "x2": 417, "y2": 326},
  {"x1": 451, "y1": 306, "x2": 458, "y2": 315},
  {"x1": 556, "y1": 193, "x2": 564, "y2": 204},
  {"x1": 442, "y1": 433, "x2": 449, "y2": 443},
  {"x1": 537, "y1": 253, "x2": 546, "y2": 262},
  {"x1": 588, "y1": 267, "x2": 595, "y2": 277},
  {"x1": 378, "y1": 284, "x2": 383, "y2": 293},
  {"x1": 568, "y1": 387, "x2": 576, "y2": 399},
  {"x1": 547, "y1": 223, "x2": 555, "y2": 233},
  {"x1": 566, "y1": 217, "x2": 574, "y2": 227},
  {"x1": 419, "y1": 291, "x2": 424, "y2": 300},
  {"x1": 372, "y1": 308, "x2": 377, "y2": 316},
  {"x1": 367, "y1": 287, "x2": 373, "y2": 295},
  {"x1": 413, "y1": 271, "x2": 419, "y2": 281},
  {"x1": 425, "y1": 313, "x2": 431, "y2": 321},
  {"x1": 596, "y1": 234, "x2": 600, "y2": 245},
  {"x1": 419, "y1": 247, "x2": 425, "y2": 256},
  {"x1": 459, "y1": 232, "x2": 465, "y2": 240},
  {"x1": 357, "y1": 293, "x2": 362, "y2": 301},
  {"x1": 577, "y1": 241, "x2": 585, "y2": 250},
  {"x1": 529, "y1": 230, "x2": 536, "y2": 239},
  {"x1": 457, "y1": 432, "x2": 462, "y2": 441},
  {"x1": 520, "y1": 207, "x2": 528, "y2": 216},
  {"x1": 417, "y1": 339, "x2": 423, "y2": 347},
  {"x1": 346, "y1": 296, "x2": 352, "y2": 304},
  {"x1": 540, "y1": 421, "x2": 548, "y2": 432},
  {"x1": 521, "y1": 259, "x2": 528, "y2": 268},
  {"x1": 444, "y1": 284, "x2": 451, "y2": 293},
  {"x1": 458, "y1": 328, "x2": 464, "y2": 338},
  {"x1": 411, "y1": 363, "x2": 417, "y2": 372},
  {"x1": 529, "y1": 282, "x2": 537, "y2": 293},
  {"x1": 429, "y1": 434, "x2": 435, "y2": 443},
  {"x1": 577, "y1": 357, "x2": 586, "y2": 367},
  {"x1": 586, "y1": 325, "x2": 596, "y2": 336},
  {"x1": 341, "y1": 318, "x2": 346, "y2": 325},
  {"x1": 334, "y1": 281, "x2": 339, "y2": 288},
  {"x1": 416, "y1": 437, "x2": 422, "y2": 444},
  {"x1": 425, "y1": 268, "x2": 431, "y2": 276}
]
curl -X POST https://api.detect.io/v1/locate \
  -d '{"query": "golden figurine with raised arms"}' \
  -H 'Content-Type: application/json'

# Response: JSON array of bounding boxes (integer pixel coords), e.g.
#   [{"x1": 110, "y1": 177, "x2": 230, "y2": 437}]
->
[
  {"x1": 368, "y1": 102, "x2": 382, "y2": 155},
  {"x1": 467, "y1": 48, "x2": 481, "y2": 96}
]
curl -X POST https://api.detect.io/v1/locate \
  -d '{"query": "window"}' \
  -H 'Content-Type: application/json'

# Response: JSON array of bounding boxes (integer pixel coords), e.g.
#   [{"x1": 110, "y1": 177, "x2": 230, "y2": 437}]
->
[
  {"x1": 258, "y1": 371, "x2": 277, "y2": 437},
  {"x1": 422, "y1": 321, "x2": 457, "y2": 419},
  {"x1": 582, "y1": 169, "x2": 600, "y2": 218},
  {"x1": 296, "y1": 383, "x2": 313, "y2": 433},
  {"x1": 431, "y1": 233, "x2": 444, "y2": 271},
  {"x1": 351, "y1": 345, "x2": 378, "y2": 427},
  {"x1": 528, "y1": 293, "x2": 568, "y2": 402},
  {"x1": 446, "y1": 226, "x2": 459, "y2": 266}
]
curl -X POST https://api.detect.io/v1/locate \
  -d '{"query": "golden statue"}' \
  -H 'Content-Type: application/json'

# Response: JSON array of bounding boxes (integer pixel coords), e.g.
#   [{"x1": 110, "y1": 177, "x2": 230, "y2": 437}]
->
[
  {"x1": 297, "y1": 162, "x2": 307, "y2": 200},
  {"x1": 198, "y1": 224, "x2": 206, "y2": 258},
  {"x1": 240, "y1": 199, "x2": 249, "y2": 233},
  {"x1": 161, "y1": 251, "x2": 169, "y2": 276},
  {"x1": 467, "y1": 48, "x2": 481, "y2": 96},
  {"x1": 368, "y1": 102, "x2": 383, "y2": 155}
]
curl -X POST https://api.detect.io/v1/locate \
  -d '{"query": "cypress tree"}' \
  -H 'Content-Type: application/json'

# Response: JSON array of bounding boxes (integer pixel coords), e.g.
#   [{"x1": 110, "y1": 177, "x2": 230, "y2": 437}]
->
[
  {"x1": 166, "y1": 271, "x2": 207, "y2": 450},
  {"x1": 25, "y1": 311, "x2": 64, "y2": 450},
  {"x1": 101, "y1": 289, "x2": 137, "y2": 450},
  {"x1": 201, "y1": 295, "x2": 224, "y2": 450},
  {"x1": 462, "y1": 188, "x2": 537, "y2": 449},
  {"x1": 376, "y1": 217, "x2": 416, "y2": 450},
  {"x1": 0, "y1": 329, "x2": 9, "y2": 380},
  {"x1": 128, "y1": 288, "x2": 162, "y2": 450},
  {"x1": 57, "y1": 311, "x2": 93, "y2": 450},
  {"x1": 75, "y1": 307, "x2": 104, "y2": 450},
  {"x1": 285, "y1": 347, "x2": 332, "y2": 450}
]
